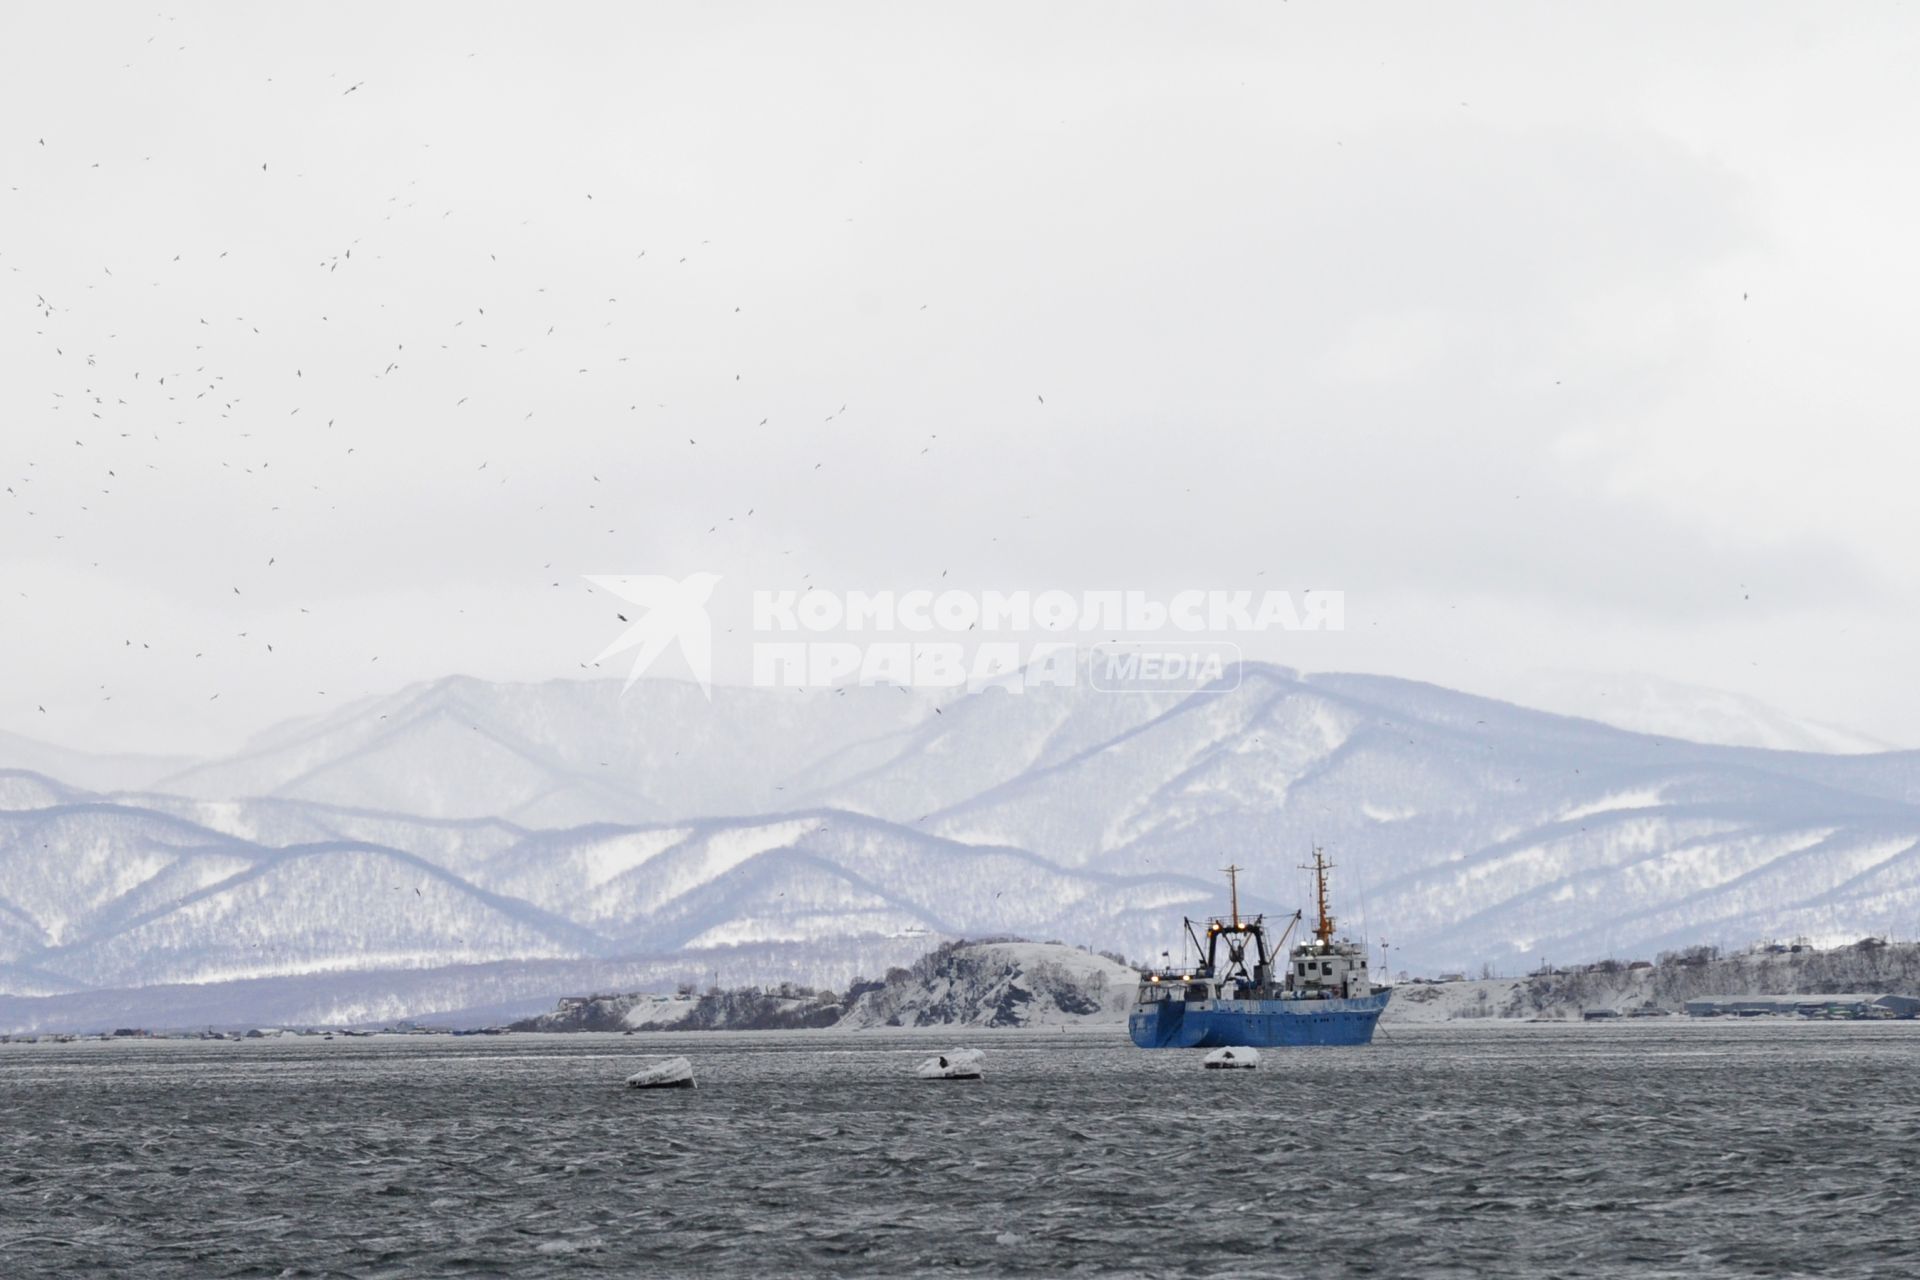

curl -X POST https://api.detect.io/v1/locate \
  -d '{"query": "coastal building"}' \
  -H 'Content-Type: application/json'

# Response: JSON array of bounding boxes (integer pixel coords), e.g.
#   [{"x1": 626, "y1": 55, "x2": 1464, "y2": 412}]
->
[{"x1": 1682, "y1": 994, "x2": 1914, "y2": 1019}]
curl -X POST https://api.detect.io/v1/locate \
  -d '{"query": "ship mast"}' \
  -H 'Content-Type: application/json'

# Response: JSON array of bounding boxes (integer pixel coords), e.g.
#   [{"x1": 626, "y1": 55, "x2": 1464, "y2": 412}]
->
[
  {"x1": 1301, "y1": 847, "x2": 1335, "y2": 945},
  {"x1": 1222, "y1": 863, "x2": 1242, "y2": 928}
]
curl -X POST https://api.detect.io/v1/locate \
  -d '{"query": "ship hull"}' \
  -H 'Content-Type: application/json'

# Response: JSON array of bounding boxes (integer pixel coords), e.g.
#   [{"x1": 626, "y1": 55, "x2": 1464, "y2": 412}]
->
[{"x1": 1128, "y1": 990, "x2": 1391, "y2": 1049}]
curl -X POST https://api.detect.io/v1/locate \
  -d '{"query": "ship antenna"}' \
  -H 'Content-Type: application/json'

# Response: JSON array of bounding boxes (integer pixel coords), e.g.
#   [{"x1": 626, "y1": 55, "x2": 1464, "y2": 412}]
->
[
  {"x1": 1222, "y1": 864, "x2": 1241, "y2": 929},
  {"x1": 1299, "y1": 846, "x2": 1335, "y2": 945}
]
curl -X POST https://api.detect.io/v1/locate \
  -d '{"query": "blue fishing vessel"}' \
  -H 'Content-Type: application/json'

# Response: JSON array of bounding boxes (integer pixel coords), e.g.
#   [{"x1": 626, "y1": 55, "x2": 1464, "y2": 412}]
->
[{"x1": 1129, "y1": 851, "x2": 1389, "y2": 1049}]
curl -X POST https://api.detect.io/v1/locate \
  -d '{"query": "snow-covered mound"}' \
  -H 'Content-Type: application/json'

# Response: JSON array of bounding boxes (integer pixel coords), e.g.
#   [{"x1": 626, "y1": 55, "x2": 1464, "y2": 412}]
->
[
  {"x1": 916, "y1": 1048, "x2": 983, "y2": 1079},
  {"x1": 841, "y1": 941, "x2": 1136, "y2": 1029},
  {"x1": 1203, "y1": 1046, "x2": 1259, "y2": 1069},
  {"x1": 1381, "y1": 978, "x2": 1527, "y2": 1025},
  {"x1": 625, "y1": 1056, "x2": 694, "y2": 1089},
  {"x1": 505, "y1": 941, "x2": 1131, "y2": 1035}
]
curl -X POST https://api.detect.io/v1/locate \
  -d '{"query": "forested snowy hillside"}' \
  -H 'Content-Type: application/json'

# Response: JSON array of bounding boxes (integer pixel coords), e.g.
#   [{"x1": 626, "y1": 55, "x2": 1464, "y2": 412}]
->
[{"x1": 5, "y1": 664, "x2": 1918, "y2": 1031}]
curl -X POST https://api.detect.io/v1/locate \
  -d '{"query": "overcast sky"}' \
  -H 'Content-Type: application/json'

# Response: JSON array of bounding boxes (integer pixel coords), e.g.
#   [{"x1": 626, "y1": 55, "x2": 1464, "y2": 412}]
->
[{"x1": 5, "y1": 3, "x2": 1918, "y2": 757}]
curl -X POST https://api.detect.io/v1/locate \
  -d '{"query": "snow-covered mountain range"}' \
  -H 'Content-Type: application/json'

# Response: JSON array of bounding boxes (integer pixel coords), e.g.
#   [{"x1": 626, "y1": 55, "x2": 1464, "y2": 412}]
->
[{"x1": 4, "y1": 664, "x2": 1918, "y2": 1031}]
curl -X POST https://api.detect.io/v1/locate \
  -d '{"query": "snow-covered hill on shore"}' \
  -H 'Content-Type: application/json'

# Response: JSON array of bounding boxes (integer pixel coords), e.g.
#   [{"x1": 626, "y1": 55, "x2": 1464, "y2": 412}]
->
[
  {"x1": 1384, "y1": 938, "x2": 1920, "y2": 1023},
  {"x1": 510, "y1": 940, "x2": 1136, "y2": 1034}
]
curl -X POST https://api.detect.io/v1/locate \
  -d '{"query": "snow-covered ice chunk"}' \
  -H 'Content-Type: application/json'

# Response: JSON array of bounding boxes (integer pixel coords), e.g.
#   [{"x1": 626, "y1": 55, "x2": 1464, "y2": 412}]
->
[
  {"x1": 1203, "y1": 1046, "x2": 1259, "y2": 1070},
  {"x1": 625, "y1": 1056, "x2": 695, "y2": 1089},
  {"x1": 916, "y1": 1048, "x2": 983, "y2": 1080}
]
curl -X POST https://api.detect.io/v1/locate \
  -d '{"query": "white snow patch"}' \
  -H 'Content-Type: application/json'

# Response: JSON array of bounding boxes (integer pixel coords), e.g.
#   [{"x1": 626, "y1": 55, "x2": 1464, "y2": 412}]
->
[
  {"x1": 579, "y1": 827, "x2": 692, "y2": 888},
  {"x1": 673, "y1": 818, "x2": 819, "y2": 896},
  {"x1": 1560, "y1": 789, "x2": 1665, "y2": 823},
  {"x1": 622, "y1": 995, "x2": 698, "y2": 1028}
]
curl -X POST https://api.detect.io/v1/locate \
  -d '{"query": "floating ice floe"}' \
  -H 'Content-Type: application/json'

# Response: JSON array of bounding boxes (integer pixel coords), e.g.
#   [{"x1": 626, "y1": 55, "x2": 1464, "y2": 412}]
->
[
  {"x1": 916, "y1": 1048, "x2": 984, "y2": 1080},
  {"x1": 1203, "y1": 1046, "x2": 1259, "y2": 1070},
  {"x1": 625, "y1": 1056, "x2": 695, "y2": 1089}
]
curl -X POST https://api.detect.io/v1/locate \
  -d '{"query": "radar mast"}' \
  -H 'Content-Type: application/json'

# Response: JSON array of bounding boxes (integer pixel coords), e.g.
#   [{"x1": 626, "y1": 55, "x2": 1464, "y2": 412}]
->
[{"x1": 1301, "y1": 847, "x2": 1336, "y2": 945}]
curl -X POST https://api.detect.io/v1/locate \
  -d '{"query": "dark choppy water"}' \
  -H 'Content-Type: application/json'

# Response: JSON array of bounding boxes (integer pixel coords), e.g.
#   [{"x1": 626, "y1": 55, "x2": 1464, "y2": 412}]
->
[{"x1": 3, "y1": 1022, "x2": 1917, "y2": 1278}]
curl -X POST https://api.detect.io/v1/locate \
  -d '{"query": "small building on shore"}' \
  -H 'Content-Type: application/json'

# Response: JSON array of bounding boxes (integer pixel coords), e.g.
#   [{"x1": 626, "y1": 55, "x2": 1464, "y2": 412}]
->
[{"x1": 1682, "y1": 994, "x2": 1914, "y2": 1019}]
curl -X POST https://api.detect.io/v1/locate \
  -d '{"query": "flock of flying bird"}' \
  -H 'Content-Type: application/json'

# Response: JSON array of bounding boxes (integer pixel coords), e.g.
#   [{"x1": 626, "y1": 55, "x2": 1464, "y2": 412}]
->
[{"x1": 9, "y1": 49, "x2": 1043, "y2": 745}]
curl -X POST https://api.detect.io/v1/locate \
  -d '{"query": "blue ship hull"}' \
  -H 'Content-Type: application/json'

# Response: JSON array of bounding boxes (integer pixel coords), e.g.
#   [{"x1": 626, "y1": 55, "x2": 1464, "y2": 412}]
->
[{"x1": 1129, "y1": 989, "x2": 1391, "y2": 1048}]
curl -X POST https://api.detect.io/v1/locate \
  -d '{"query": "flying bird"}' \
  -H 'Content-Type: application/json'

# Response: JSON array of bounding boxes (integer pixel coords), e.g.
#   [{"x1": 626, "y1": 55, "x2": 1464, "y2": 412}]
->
[{"x1": 584, "y1": 573, "x2": 722, "y2": 696}]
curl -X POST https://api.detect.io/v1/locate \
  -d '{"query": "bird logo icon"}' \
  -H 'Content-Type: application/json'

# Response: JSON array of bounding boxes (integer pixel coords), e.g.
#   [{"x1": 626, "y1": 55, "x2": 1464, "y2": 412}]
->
[{"x1": 584, "y1": 573, "x2": 722, "y2": 697}]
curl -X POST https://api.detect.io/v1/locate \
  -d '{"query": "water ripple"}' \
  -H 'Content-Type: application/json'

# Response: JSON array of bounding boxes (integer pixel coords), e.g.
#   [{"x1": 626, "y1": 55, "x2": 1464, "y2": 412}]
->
[{"x1": 2, "y1": 1024, "x2": 1917, "y2": 1277}]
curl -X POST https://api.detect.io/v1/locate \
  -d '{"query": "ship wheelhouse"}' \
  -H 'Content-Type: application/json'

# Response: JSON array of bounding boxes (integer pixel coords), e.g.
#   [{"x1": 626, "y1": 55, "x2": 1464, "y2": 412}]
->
[{"x1": 1286, "y1": 937, "x2": 1372, "y2": 1000}]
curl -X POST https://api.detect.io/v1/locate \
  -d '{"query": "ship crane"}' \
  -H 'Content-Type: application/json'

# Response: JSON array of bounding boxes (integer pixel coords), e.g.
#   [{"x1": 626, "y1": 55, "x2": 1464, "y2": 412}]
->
[{"x1": 1176, "y1": 866, "x2": 1301, "y2": 994}]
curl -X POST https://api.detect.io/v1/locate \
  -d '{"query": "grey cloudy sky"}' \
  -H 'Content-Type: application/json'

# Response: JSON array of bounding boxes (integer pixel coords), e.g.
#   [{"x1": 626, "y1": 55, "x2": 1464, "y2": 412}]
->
[{"x1": 5, "y1": 3, "x2": 1918, "y2": 756}]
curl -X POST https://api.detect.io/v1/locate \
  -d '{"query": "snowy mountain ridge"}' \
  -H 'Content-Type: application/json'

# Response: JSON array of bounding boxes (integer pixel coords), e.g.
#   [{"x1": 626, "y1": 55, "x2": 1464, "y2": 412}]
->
[{"x1": 4, "y1": 663, "x2": 1920, "y2": 1031}]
